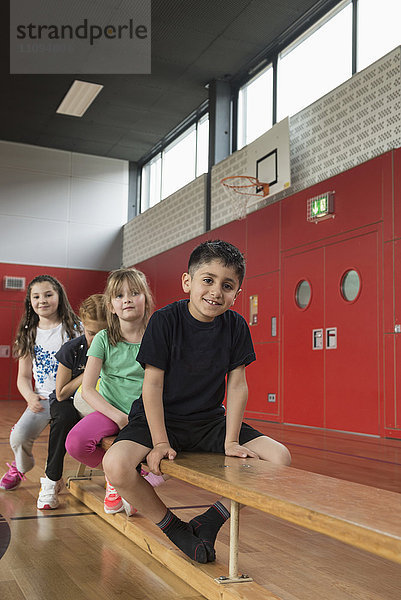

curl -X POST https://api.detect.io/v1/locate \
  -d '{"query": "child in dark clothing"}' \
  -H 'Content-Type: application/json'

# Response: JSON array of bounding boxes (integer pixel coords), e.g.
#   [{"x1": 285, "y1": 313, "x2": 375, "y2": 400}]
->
[
  {"x1": 37, "y1": 294, "x2": 107, "y2": 509},
  {"x1": 103, "y1": 240, "x2": 291, "y2": 563}
]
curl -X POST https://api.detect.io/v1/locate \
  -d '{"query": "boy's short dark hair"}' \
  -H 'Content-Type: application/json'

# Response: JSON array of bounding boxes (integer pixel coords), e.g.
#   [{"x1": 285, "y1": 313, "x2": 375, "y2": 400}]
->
[{"x1": 188, "y1": 240, "x2": 245, "y2": 286}]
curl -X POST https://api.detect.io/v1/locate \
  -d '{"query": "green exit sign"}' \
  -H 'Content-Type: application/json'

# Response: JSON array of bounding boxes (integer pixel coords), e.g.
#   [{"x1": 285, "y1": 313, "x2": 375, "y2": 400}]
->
[{"x1": 307, "y1": 191, "x2": 335, "y2": 223}]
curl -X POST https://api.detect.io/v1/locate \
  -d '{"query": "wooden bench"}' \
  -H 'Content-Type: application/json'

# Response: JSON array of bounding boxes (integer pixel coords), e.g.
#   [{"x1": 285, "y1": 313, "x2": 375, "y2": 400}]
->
[
  {"x1": 159, "y1": 452, "x2": 401, "y2": 566},
  {"x1": 68, "y1": 436, "x2": 401, "y2": 599}
]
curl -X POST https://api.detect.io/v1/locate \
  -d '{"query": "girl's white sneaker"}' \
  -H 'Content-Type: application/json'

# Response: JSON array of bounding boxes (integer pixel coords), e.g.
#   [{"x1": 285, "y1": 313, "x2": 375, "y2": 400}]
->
[{"x1": 37, "y1": 476, "x2": 63, "y2": 510}]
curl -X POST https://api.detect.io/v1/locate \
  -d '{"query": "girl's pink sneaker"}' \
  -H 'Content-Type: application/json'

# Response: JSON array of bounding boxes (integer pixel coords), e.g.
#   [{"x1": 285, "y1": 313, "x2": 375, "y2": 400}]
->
[
  {"x1": 0, "y1": 462, "x2": 25, "y2": 490},
  {"x1": 104, "y1": 478, "x2": 124, "y2": 514}
]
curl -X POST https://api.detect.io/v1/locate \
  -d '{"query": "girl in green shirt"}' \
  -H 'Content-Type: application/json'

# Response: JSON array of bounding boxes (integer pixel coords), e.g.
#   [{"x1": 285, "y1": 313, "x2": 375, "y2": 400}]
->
[{"x1": 66, "y1": 267, "x2": 163, "y2": 515}]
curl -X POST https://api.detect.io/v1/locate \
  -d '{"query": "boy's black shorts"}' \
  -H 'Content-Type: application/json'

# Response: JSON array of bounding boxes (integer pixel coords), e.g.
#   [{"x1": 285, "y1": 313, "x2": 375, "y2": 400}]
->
[{"x1": 114, "y1": 413, "x2": 263, "y2": 453}]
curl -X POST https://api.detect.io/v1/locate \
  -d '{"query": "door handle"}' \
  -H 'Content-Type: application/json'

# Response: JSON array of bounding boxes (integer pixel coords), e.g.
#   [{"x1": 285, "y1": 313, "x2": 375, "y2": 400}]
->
[
  {"x1": 312, "y1": 329, "x2": 323, "y2": 349},
  {"x1": 326, "y1": 327, "x2": 337, "y2": 349}
]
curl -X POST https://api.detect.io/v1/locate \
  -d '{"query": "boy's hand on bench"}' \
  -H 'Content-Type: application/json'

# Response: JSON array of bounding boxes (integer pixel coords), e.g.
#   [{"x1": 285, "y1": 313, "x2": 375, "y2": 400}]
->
[
  {"x1": 147, "y1": 442, "x2": 177, "y2": 475},
  {"x1": 224, "y1": 441, "x2": 258, "y2": 459}
]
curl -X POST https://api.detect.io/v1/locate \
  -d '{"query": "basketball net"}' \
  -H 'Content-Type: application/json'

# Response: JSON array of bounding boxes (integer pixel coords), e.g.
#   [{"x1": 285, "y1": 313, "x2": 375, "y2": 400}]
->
[{"x1": 220, "y1": 175, "x2": 269, "y2": 220}]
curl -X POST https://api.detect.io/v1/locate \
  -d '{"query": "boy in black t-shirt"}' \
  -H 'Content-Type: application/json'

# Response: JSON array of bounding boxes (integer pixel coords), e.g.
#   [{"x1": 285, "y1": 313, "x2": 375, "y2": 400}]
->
[{"x1": 104, "y1": 240, "x2": 291, "y2": 563}]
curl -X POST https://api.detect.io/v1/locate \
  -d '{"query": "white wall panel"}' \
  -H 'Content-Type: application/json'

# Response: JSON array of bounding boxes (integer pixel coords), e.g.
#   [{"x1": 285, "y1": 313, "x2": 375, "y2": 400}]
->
[
  {"x1": 0, "y1": 167, "x2": 70, "y2": 221},
  {"x1": 67, "y1": 223, "x2": 122, "y2": 271},
  {"x1": 0, "y1": 141, "x2": 70, "y2": 176},
  {"x1": 0, "y1": 141, "x2": 128, "y2": 270},
  {"x1": 69, "y1": 177, "x2": 127, "y2": 226},
  {"x1": 71, "y1": 153, "x2": 128, "y2": 185},
  {"x1": 0, "y1": 215, "x2": 68, "y2": 266}
]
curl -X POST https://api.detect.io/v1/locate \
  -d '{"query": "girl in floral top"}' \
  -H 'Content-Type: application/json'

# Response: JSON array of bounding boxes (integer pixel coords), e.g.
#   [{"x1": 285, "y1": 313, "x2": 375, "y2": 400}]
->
[{"x1": 0, "y1": 275, "x2": 80, "y2": 491}]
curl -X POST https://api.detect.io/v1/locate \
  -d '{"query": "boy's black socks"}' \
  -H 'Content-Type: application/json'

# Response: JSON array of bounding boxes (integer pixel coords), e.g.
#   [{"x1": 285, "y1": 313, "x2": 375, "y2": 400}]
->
[
  {"x1": 189, "y1": 501, "x2": 230, "y2": 562},
  {"x1": 157, "y1": 510, "x2": 207, "y2": 563}
]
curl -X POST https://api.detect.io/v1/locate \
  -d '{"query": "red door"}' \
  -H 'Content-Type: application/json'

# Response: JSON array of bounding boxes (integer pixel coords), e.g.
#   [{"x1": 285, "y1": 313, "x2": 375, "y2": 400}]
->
[
  {"x1": 282, "y1": 247, "x2": 325, "y2": 427},
  {"x1": 244, "y1": 272, "x2": 280, "y2": 420},
  {"x1": 325, "y1": 232, "x2": 380, "y2": 434},
  {"x1": 282, "y1": 231, "x2": 381, "y2": 434},
  {"x1": 0, "y1": 302, "x2": 18, "y2": 400}
]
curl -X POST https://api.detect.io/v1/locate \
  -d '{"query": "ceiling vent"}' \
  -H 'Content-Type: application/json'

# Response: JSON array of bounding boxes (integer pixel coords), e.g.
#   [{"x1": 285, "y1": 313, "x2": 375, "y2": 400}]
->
[{"x1": 3, "y1": 276, "x2": 26, "y2": 291}]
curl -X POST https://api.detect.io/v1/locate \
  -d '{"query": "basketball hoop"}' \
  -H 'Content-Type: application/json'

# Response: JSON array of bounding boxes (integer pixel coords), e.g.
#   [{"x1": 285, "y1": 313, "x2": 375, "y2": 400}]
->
[{"x1": 220, "y1": 175, "x2": 269, "y2": 220}]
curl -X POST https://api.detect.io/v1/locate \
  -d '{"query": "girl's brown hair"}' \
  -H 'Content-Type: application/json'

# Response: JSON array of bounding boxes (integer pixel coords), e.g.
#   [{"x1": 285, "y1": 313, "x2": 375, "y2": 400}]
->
[
  {"x1": 104, "y1": 268, "x2": 154, "y2": 346},
  {"x1": 13, "y1": 275, "x2": 82, "y2": 359},
  {"x1": 79, "y1": 294, "x2": 107, "y2": 324}
]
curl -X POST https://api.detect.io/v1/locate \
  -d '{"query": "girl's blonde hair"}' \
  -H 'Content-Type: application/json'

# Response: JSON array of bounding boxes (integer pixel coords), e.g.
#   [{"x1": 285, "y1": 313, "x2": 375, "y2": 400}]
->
[
  {"x1": 13, "y1": 275, "x2": 81, "y2": 359},
  {"x1": 104, "y1": 268, "x2": 154, "y2": 345},
  {"x1": 79, "y1": 293, "x2": 107, "y2": 324}
]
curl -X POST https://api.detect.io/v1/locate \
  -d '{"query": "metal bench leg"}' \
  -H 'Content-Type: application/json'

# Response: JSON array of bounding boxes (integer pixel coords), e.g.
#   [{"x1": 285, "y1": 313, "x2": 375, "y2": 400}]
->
[
  {"x1": 215, "y1": 500, "x2": 253, "y2": 584},
  {"x1": 67, "y1": 463, "x2": 93, "y2": 488},
  {"x1": 76, "y1": 462, "x2": 87, "y2": 477}
]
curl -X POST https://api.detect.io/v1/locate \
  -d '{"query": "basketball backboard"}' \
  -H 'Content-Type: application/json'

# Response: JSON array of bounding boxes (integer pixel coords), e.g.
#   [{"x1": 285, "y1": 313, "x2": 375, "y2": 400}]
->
[{"x1": 246, "y1": 117, "x2": 290, "y2": 199}]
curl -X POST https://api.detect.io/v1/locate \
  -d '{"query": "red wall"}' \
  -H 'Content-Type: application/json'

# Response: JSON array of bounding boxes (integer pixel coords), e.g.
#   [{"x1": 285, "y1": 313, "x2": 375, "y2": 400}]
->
[
  {"x1": 0, "y1": 263, "x2": 108, "y2": 400},
  {"x1": 135, "y1": 149, "x2": 401, "y2": 439}
]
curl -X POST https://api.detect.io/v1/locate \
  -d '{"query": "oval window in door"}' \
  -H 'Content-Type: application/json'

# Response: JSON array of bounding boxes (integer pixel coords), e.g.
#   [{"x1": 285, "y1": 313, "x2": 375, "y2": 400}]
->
[
  {"x1": 341, "y1": 269, "x2": 361, "y2": 302},
  {"x1": 295, "y1": 280, "x2": 311, "y2": 309}
]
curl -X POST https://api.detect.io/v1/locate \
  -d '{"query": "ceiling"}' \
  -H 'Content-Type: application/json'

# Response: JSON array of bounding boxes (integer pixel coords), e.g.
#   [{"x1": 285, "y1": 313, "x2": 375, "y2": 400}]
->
[{"x1": 1, "y1": 1, "x2": 337, "y2": 164}]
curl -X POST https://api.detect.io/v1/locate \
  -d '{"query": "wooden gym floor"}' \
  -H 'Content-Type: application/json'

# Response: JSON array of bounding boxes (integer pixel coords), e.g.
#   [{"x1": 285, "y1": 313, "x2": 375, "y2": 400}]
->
[{"x1": 0, "y1": 399, "x2": 400, "y2": 600}]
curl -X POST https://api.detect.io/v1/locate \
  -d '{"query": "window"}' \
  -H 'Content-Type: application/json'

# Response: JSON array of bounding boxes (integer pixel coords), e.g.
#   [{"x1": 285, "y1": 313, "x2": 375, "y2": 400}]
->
[
  {"x1": 295, "y1": 280, "x2": 312, "y2": 309},
  {"x1": 238, "y1": 65, "x2": 273, "y2": 149},
  {"x1": 141, "y1": 154, "x2": 161, "y2": 213},
  {"x1": 140, "y1": 113, "x2": 209, "y2": 213},
  {"x1": 358, "y1": 0, "x2": 401, "y2": 71},
  {"x1": 196, "y1": 113, "x2": 209, "y2": 176},
  {"x1": 277, "y1": 1, "x2": 352, "y2": 121},
  {"x1": 341, "y1": 269, "x2": 361, "y2": 302},
  {"x1": 162, "y1": 126, "x2": 197, "y2": 199}
]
